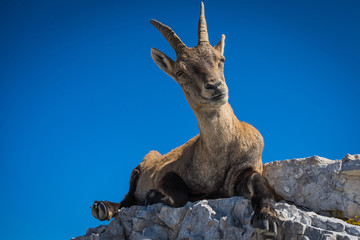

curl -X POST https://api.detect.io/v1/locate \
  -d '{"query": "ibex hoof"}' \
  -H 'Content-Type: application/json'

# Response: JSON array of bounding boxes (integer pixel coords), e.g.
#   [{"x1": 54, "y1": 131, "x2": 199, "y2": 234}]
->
[
  {"x1": 251, "y1": 205, "x2": 278, "y2": 237},
  {"x1": 253, "y1": 218, "x2": 277, "y2": 236},
  {"x1": 91, "y1": 201, "x2": 110, "y2": 221}
]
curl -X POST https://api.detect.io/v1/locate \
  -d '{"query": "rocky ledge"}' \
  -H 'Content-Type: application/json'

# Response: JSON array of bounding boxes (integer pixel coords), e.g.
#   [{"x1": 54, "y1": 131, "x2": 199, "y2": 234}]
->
[
  {"x1": 74, "y1": 154, "x2": 360, "y2": 240},
  {"x1": 264, "y1": 154, "x2": 360, "y2": 219}
]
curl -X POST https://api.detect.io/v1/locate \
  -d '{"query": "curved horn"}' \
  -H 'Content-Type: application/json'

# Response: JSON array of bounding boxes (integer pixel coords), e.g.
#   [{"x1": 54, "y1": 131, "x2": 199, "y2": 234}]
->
[
  {"x1": 198, "y1": 2, "x2": 209, "y2": 44},
  {"x1": 150, "y1": 19, "x2": 186, "y2": 53}
]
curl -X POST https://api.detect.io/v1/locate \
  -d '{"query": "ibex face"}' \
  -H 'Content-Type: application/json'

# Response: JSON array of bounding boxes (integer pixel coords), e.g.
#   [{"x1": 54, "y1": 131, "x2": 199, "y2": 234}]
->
[{"x1": 150, "y1": 2, "x2": 228, "y2": 110}]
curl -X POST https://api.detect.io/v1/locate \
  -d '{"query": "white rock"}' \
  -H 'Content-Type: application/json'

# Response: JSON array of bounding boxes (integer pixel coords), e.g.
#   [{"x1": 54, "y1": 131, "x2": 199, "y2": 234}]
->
[
  {"x1": 73, "y1": 197, "x2": 360, "y2": 240},
  {"x1": 263, "y1": 154, "x2": 360, "y2": 219},
  {"x1": 73, "y1": 155, "x2": 360, "y2": 240}
]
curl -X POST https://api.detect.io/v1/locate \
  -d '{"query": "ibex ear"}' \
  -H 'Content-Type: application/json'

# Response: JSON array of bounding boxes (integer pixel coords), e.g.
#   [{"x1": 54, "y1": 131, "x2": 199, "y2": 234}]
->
[
  {"x1": 214, "y1": 34, "x2": 225, "y2": 55},
  {"x1": 151, "y1": 48, "x2": 175, "y2": 78}
]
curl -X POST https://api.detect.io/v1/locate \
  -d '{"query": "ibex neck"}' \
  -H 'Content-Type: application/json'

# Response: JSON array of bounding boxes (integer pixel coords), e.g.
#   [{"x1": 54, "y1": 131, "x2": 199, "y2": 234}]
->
[{"x1": 194, "y1": 103, "x2": 238, "y2": 153}]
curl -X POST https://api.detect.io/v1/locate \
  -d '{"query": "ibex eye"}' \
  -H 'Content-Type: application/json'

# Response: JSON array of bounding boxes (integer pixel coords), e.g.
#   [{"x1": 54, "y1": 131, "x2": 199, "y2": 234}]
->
[
  {"x1": 176, "y1": 71, "x2": 184, "y2": 77},
  {"x1": 220, "y1": 57, "x2": 225, "y2": 63}
]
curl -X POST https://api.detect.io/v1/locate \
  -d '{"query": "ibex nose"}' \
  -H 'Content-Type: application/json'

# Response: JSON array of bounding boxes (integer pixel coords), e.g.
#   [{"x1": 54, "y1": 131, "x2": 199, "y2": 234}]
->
[{"x1": 205, "y1": 81, "x2": 222, "y2": 91}]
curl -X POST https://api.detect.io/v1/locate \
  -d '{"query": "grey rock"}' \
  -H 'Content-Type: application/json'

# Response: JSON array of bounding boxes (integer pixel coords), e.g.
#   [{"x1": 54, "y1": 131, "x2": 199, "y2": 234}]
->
[
  {"x1": 73, "y1": 197, "x2": 360, "y2": 240},
  {"x1": 73, "y1": 155, "x2": 360, "y2": 240},
  {"x1": 263, "y1": 154, "x2": 360, "y2": 219},
  {"x1": 341, "y1": 154, "x2": 360, "y2": 176},
  {"x1": 346, "y1": 224, "x2": 360, "y2": 237},
  {"x1": 177, "y1": 200, "x2": 221, "y2": 239},
  {"x1": 157, "y1": 205, "x2": 187, "y2": 231}
]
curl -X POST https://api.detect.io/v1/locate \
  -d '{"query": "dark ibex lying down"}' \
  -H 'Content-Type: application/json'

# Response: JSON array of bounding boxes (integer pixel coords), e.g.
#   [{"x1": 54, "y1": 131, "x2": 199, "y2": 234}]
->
[{"x1": 91, "y1": 2, "x2": 277, "y2": 236}]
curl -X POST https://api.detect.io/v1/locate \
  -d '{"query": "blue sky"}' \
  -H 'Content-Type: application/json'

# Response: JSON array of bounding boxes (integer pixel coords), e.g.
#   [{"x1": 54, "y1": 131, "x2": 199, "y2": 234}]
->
[{"x1": 1, "y1": 0, "x2": 359, "y2": 239}]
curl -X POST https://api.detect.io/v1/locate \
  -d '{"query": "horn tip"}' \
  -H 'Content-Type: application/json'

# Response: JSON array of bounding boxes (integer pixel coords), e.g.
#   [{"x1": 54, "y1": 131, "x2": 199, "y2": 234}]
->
[
  {"x1": 200, "y1": 2, "x2": 205, "y2": 11},
  {"x1": 150, "y1": 19, "x2": 163, "y2": 29},
  {"x1": 150, "y1": 19, "x2": 157, "y2": 25}
]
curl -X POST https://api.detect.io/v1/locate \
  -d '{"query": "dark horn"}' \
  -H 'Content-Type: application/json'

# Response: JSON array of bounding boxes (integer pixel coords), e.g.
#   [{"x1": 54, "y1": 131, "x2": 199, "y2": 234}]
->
[{"x1": 150, "y1": 19, "x2": 186, "y2": 53}]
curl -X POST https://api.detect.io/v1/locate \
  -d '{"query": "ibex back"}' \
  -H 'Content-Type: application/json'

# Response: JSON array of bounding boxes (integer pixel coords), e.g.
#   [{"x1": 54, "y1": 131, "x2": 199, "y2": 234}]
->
[{"x1": 91, "y1": 2, "x2": 278, "y2": 236}]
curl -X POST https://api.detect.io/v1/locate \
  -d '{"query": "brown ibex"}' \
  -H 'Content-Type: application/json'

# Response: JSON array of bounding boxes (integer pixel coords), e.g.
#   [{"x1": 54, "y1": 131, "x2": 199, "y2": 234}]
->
[{"x1": 91, "y1": 2, "x2": 277, "y2": 236}]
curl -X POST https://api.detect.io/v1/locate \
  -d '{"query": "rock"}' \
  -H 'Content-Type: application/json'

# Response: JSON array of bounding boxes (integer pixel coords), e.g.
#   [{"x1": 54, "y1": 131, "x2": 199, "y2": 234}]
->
[
  {"x1": 263, "y1": 154, "x2": 360, "y2": 219},
  {"x1": 341, "y1": 154, "x2": 360, "y2": 176},
  {"x1": 73, "y1": 197, "x2": 360, "y2": 240},
  {"x1": 73, "y1": 155, "x2": 360, "y2": 239}
]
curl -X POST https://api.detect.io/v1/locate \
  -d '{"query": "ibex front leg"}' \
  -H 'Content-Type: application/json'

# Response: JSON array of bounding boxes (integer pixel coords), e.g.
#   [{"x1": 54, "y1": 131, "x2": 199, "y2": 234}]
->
[
  {"x1": 91, "y1": 165, "x2": 140, "y2": 221},
  {"x1": 235, "y1": 168, "x2": 277, "y2": 236}
]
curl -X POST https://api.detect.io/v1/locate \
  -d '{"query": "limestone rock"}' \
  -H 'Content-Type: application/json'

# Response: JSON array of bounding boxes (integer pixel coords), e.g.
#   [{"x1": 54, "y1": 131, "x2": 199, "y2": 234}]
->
[
  {"x1": 73, "y1": 154, "x2": 360, "y2": 239},
  {"x1": 263, "y1": 154, "x2": 360, "y2": 219},
  {"x1": 73, "y1": 197, "x2": 360, "y2": 240}
]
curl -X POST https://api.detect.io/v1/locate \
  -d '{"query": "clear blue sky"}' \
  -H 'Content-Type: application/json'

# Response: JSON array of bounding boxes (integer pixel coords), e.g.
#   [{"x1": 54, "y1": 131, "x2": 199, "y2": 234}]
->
[{"x1": 1, "y1": 0, "x2": 359, "y2": 239}]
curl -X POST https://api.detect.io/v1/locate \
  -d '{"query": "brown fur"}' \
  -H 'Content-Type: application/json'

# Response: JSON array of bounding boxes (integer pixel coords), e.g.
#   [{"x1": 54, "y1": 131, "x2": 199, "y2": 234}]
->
[{"x1": 91, "y1": 2, "x2": 277, "y2": 236}]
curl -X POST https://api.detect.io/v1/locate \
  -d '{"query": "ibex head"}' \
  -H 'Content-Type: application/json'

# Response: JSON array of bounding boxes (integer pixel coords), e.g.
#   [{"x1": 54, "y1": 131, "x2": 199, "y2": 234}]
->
[{"x1": 150, "y1": 2, "x2": 228, "y2": 110}]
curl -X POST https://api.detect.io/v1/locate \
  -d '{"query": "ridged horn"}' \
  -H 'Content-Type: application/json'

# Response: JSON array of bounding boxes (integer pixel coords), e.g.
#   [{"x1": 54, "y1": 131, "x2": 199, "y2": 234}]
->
[
  {"x1": 198, "y1": 1, "x2": 209, "y2": 44},
  {"x1": 150, "y1": 19, "x2": 186, "y2": 53}
]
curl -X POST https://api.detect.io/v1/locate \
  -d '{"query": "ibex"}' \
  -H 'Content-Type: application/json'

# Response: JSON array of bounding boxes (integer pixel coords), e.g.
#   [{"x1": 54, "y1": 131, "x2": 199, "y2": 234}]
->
[{"x1": 91, "y1": 2, "x2": 277, "y2": 236}]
